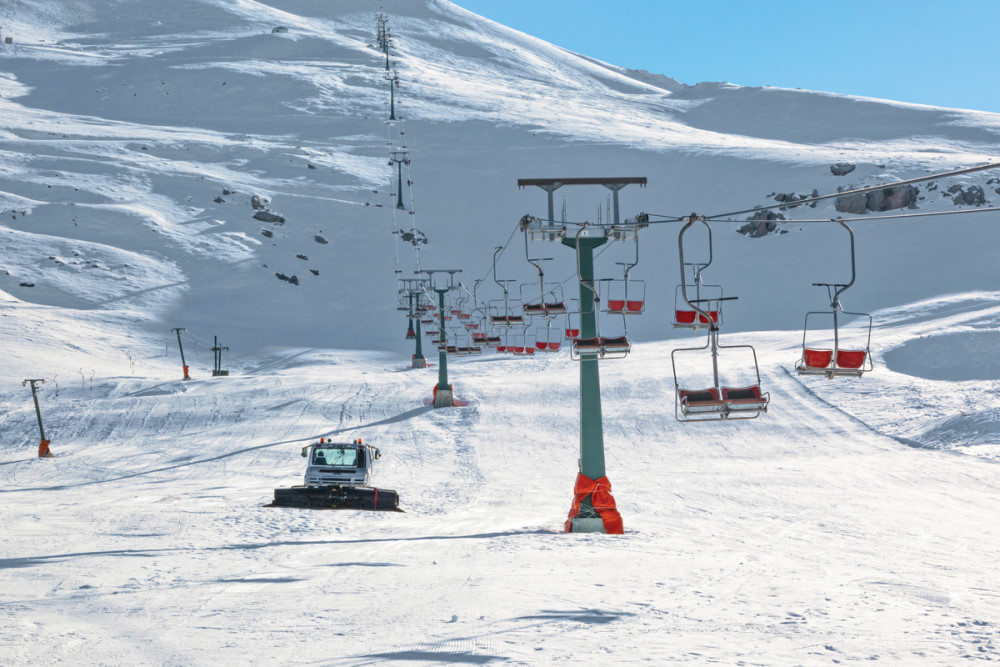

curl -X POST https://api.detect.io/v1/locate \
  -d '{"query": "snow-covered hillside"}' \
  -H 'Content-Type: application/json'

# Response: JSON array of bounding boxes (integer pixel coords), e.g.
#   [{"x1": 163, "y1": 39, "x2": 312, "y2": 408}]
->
[
  {"x1": 2, "y1": 1, "x2": 1000, "y2": 664},
  {"x1": 0, "y1": 0, "x2": 998, "y2": 360}
]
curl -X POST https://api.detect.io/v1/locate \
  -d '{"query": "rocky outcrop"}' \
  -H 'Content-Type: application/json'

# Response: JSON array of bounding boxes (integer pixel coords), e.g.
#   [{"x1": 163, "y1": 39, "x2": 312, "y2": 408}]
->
[
  {"x1": 949, "y1": 184, "x2": 986, "y2": 206},
  {"x1": 737, "y1": 210, "x2": 786, "y2": 237},
  {"x1": 254, "y1": 210, "x2": 285, "y2": 224},
  {"x1": 835, "y1": 184, "x2": 918, "y2": 213},
  {"x1": 830, "y1": 163, "x2": 856, "y2": 176}
]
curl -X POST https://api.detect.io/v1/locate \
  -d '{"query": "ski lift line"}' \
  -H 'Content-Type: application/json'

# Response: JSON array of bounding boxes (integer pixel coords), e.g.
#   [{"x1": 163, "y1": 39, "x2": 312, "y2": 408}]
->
[
  {"x1": 703, "y1": 162, "x2": 1000, "y2": 221},
  {"x1": 709, "y1": 206, "x2": 1000, "y2": 224}
]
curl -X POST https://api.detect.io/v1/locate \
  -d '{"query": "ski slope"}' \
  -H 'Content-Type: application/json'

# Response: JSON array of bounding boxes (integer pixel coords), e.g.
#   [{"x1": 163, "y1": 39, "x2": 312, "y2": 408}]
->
[
  {"x1": 1, "y1": 0, "x2": 1000, "y2": 663},
  {"x1": 2, "y1": 296, "x2": 1000, "y2": 664}
]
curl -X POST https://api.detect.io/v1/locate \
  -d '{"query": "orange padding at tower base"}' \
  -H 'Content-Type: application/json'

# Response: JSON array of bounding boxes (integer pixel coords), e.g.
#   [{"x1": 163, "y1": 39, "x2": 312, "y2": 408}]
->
[
  {"x1": 564, "y1": 473, "x2": 624, "y2": 534},
  {"x1": 38, "y1": 439, "x2": 51, "y2": 458}
]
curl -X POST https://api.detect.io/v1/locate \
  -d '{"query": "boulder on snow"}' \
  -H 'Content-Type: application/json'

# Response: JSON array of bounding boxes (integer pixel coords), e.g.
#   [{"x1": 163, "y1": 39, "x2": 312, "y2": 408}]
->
[
  {"x1": 830, "y1": 163, "x2": 856, "y2": 176},
  {"x1": 835, "y1": 184, "x2": 918, "y2": 213},
  {"x1": 737, "y1": 210, "x2": 785, "y2": 237},
  {"x1": 254, "y1": 210, "x2": 285, "y2": 224},
  {"x1": 952, "y1": 185, "x2": 986, "y2": 206},
  {"x1": 250, "y1": 194, "x2": 268, "y2": 210}
]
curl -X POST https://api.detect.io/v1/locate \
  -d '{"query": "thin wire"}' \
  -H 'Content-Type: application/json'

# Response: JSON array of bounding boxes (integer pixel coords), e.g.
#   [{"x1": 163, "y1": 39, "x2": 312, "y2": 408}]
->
[
  {"x1": 700, "y1": 205, "x2": 1000, "y2": 225},
  {"x1": 704, "y1": 162, "x2": 1000, "y2": 220}
]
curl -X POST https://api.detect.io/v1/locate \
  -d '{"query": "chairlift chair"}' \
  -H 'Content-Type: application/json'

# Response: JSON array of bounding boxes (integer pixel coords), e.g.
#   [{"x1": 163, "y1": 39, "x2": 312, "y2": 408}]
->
[
  {"x1": 568, "y1": 231, "x2": 631, "y2": 361},
  {"x1": 794, "y1": 220, "x2": 874, "y2": 378},
  {"x1": 672, "y1": 218, "x2": 729, "y2": 329},
  {"x1": 671, "y1": 216, "x2": 768, "y2": 421}
]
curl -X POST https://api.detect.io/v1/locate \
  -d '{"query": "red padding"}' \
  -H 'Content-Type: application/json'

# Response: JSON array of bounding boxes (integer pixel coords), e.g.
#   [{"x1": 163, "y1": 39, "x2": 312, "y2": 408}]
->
[
  {"x1": 837, "y1": 349, "x2": 866, "y2": 369},
  {"x1": 549, "y1": 342, "x2": 561, "y2": 351},
  {"x1": 38, "y1": 439, "x2": 51, "y2": 458},
  {"x1": 565, "y1": 328, "x2": 580, "y2": 338},
  {"x1": 679, "y1": 387, "x2": 720, "y2": 403},
  {"x1": 722, "y1": 385, "x2": 761, "y2": 400},
  {"x1": 626, "y1": 300, "x2": 643, "y2": 312},
  {"x1": 537, "y1": 341, "x2": 548, "y2": 350},
  {"x1": 804, "y1": 348, "x2": 833, "y2": 368},
  {"x1": 182, "y1": 365, "x2": 190, "y2": 379},
  {"x1": 608, "y1": 299, "x2": 626, "y2": 312},
  {"x1": 698, "y1": 311, "x2": 719, "y2": 324},
  {"x1": 675, "y1": 310, "x2": 696, "y2": 324},
  {"x1": 564, "y1": 473, "x2": 624, "y2": 534}
]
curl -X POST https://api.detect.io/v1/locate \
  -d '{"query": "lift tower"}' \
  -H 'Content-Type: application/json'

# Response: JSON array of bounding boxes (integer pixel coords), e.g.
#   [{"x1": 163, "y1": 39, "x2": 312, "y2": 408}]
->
[
  {"x1": 401, "y1": 277, "x2": 429, "y2": 368},
  {"x1": 518, "y1": 177, "x2": 646, "y2": 534},
  {"x1": 421, "y1": 269, "x2": 461, "y2": 408},
  {"x1": 389, "y1": 151, "x2": 410, "y2": 210}
]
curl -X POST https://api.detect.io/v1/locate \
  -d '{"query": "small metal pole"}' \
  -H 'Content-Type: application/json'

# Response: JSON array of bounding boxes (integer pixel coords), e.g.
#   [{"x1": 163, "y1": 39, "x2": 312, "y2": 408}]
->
[
  {"x1": 171, "y1": 327, "x2": 190, "y2": 380},
  {"x1": 211, "y1": 336, "x2": 229, "y2": 376},
  {"x1": 23, "y1": 379, "x2": 51, "y2": 458}
]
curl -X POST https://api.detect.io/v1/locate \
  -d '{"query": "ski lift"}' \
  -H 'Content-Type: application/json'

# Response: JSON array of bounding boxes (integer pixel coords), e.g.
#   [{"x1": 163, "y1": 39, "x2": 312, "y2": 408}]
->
[
  {"x1": 671, "y1": 216, "x2": 768, "y2": 421},
  {"x1": 511, "y1": 330, "x2": 536, "y2": 356},
  {"x1": 567, "y1": 226, "x2": 630, "y2": 361},
  {"x1": 564, "y1": 308, "x2": 581, "y2": 340},
  {"x1": 795, "y1": 219, "x2": 874, "y2": 378},
  {"x1": 520, "y1": 214, "x2": 566, "y2": 242},
  {"x1": 535, "y1": 321, "x2": 563, "y2": 353},
  {"x1": 672, "y1": 220, "x2": 727, "y2": 329},
  {"x1": 603, "y1": 235, "x2": 645, "y2": 315},
  {"x1": 490, "y1": 248, "x2": 526, "y2": 325}
]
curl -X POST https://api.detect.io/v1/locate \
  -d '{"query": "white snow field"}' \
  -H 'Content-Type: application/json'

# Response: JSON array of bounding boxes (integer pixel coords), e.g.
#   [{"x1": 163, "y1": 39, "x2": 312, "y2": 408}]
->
[{"x1": 2, "y1": 0, "x2": 1000, "y2": 664}]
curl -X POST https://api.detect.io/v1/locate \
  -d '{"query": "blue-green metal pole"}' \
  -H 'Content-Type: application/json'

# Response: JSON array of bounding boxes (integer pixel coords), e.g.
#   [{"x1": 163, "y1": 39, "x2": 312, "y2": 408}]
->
[
  {"x1": 436, "y1": 289, "x2": 448, "y2": 391},
  {"x1": 562, "y1": 235, "x2": 608, "y2": 525},
  {"x1": 396, "y1": 161, "x2": 405, "y2": 210}
]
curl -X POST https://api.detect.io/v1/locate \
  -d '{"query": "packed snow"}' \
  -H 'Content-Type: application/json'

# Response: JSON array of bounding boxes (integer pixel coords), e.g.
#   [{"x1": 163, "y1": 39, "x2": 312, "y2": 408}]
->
[{"x1": 1, "y1": 0, "x2": 999, "y2": 664}]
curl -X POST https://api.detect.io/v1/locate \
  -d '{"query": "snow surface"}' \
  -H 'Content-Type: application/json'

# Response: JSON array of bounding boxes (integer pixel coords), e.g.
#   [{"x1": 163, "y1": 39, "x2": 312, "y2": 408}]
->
[{"x1": 2, "y1": 0, "x2": 1000, "y2": 664}]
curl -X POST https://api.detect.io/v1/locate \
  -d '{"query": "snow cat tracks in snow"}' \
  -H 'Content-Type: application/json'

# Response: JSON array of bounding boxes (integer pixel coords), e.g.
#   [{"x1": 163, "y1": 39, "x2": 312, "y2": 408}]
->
[{"x1": 267, "y1": 438, "x2": 403, "y2": 512}]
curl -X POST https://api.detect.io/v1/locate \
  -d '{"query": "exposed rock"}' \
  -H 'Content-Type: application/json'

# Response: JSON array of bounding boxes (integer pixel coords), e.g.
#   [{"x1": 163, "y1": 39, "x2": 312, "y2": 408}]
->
[
  {"x1": 222, "y1": 188, "x2": 233, "y2": 196},
  {"x1": 830, "y1": 162, "x2": 856, "y2": 176},
  {"x1": 275, "y1": 272, "x2": 298, "y2": 285},
  {"x1": 271, "y1": 26, "x2": 289, "y2": 33},
  {"x1": 261, "y1": 229, "x2": 273, "y2": 238},
  {"x1": 213, "y1": 196, "x2": 225, "y2": 204},
  {"x1": 309, "y1": 269, "x2": 319, "y2": 276},
  {"x1": 950, "y1": 185, "x2": 987, "y2": 206},
  {"x1": 250, "y1": 194, "x2": 268, "y2": 210},
  {"x1": 19, "y1": 282, "x2": 34, "y2": 287},
  {"x1": 399, "y1": 229, "x2": 428, "y2": 245},
  {"x1": 314, "y1": 235, "x2": 329, "y2": 244},
  {"x1": 296, "y1": 254, "x2": 308, "y2": 261},
  {"x1": 254, "y1": 210, "x2": 285, "y2": 224},
  {"x1": 835, "y1": 184, "x2": 918, "y2": 213},
  {"x1": 737, "y1": 210, "x2": 785, "y2": 237},
  {"x1": 867, "y1": 184, "x2": 919, "y2": 211}
]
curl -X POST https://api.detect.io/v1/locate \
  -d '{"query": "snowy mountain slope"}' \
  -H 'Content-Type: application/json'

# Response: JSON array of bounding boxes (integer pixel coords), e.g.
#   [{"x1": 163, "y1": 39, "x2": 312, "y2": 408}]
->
[
  {"x1": 2, "y1": 1, "x2": 1000, "y2": 663},
  {"x1": 0, "y1": 0, "x2": 998, "y2": 369}
]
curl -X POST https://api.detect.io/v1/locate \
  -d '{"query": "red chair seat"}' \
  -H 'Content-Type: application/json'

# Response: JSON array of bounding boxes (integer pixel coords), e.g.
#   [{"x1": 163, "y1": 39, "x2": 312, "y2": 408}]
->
[
  {"x1": 626, "y1": 300, "x2": 643, "y2": 312},
  {"x1": 698, "y1": 311, "x2": 719, "y2": 324},
  {"x1": 675, "y1": 310, "x2": 696, "y2": 324},
  {"x1": 836, "y1": 350, "x2": 866, "y2": 369},
  {"x1": 565, "y1": 328, "x2": 580, "y2": 338},
  {"x1": 722, "y1": 386, "x2": 762, "y2": 401},
  {"x1": 680, "y1": 387, "x2": 721, "y2": 404},
  {"x1": 574, "y1": 337, "x2": 602, "y2": 349},
  {"x1": 548, "y1": 342, "x2": 561, "y2": 351},
  {"x1": 803, "y1": 349, "x2": 833, "y2": 368},
  {"x1": 608, "y1": 300, "x2": 626, "y2": 312},
  {"x1": 497, "y1": 345, "x2": 506, "y2": 352},
  {"x1": 602, "y1": 336, "x2": 629, "y2": 348},
  {"x1": 536, "y1": 341, "x2": 548, "y2": 350}
]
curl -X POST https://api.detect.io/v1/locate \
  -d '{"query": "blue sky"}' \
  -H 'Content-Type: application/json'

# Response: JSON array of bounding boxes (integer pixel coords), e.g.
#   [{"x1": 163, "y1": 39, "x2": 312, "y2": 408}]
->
[{"x1": 454, "y1": 1, "x2": 1000, "y2": 113}]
